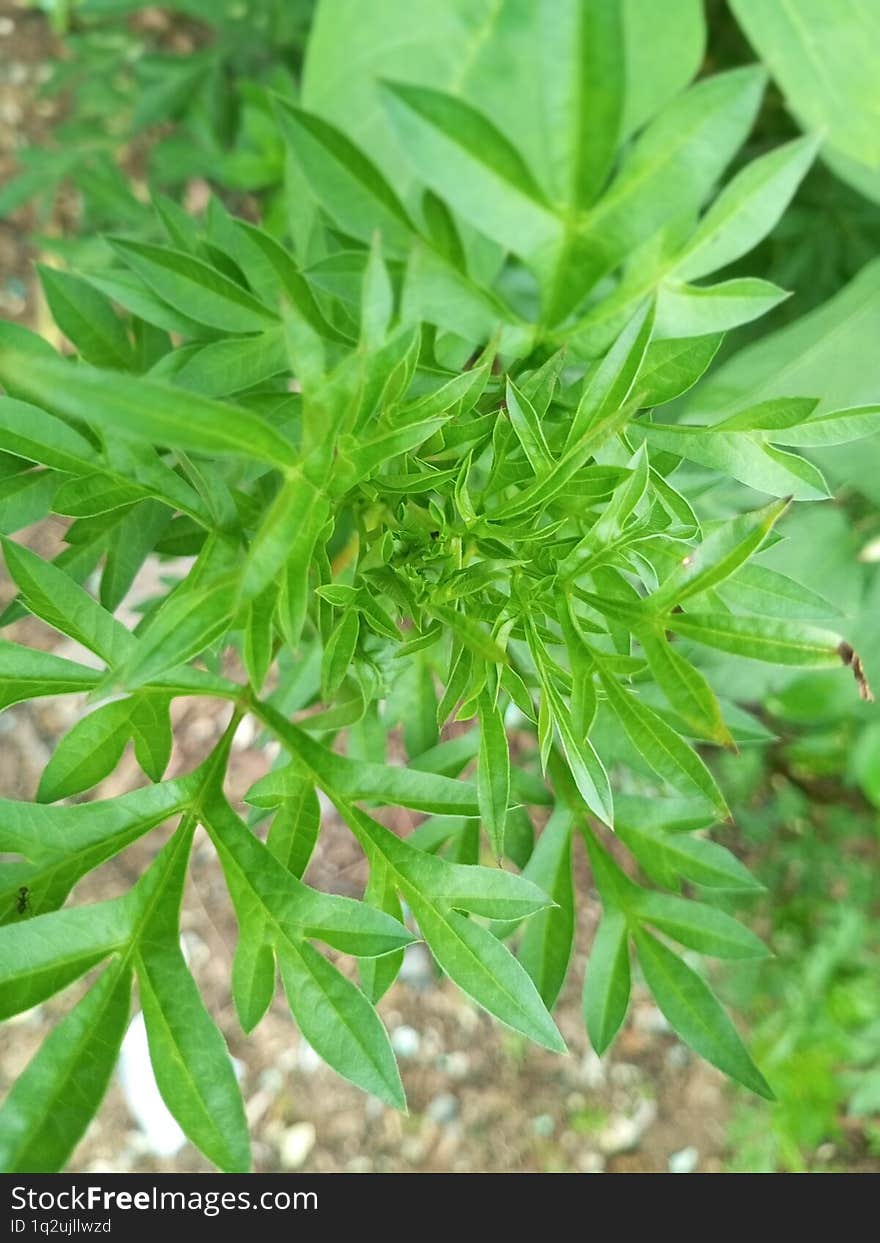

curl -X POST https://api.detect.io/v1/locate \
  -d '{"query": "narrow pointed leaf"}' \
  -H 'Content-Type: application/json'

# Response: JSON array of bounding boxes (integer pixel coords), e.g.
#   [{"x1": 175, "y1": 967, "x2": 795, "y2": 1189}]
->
[
  {"x1": 650, "y1": 499, "x2": 789, "y2": 611},
  {"x1": 108, "y1": 237, "x2": 277, "y2": 334},
  {"x1": 518, "y1": 808, "x2": 574, "y2": 1008},
  {"x1": 676, "y1": 134, "x2": 819, "y2": 281},
  {"x1": 656, "y1": 277, "x2": 789, "y2": 337},
  {"x1": 406, "y1": 892, "x2": 566, "y2": 1053},
  {"x1": 2, "y1": 536, "x2": 133, "y2": 667},
  {"x1": 38, "y1": 265, "x2": 134, "y2": 370},
  {"x1": 599, "y1": 670, "x2": 728, "y2": 814},
  {"x1": 633, "y1": 333, "x2": 723, "y2": 407},
  {"x1": 0, "y1": 897, "x2": 131, "y2": 1020},
  {"x1": 632, "y1": 891, "x2": 769, "y2": 959},
  {"x1": 276, "y1": 100, "x2": 415, "y2": 253},
  {"x1": 633, "y1": 927, "x2": 773, "y2": 1099},
  {"x1": 203, "y1": 796, "x2": 412, "y2": 958},
  {"x1": 769, "y1": 404, "x2": 880, "y2": 448},
  {"x1": 0, "y1": 641, "x2": 101, "y2": 711},
  {"x1": 382, "y1": 81, "x2": 561, "y2": 263},
  {"x1": 0, "y1": 352, "x2": 299, "y2": 470},
  {"x1": 584, "y1": 907, "x2": 631, "y2": 1055},
  {"x1": 38, "y1": 700, "x2": 132, "y2": 803},
  {"x1": 638, "y1": 629, "x2": 733, "y2": 746},
  {"x1": 0, "y1": 963, "x2": 132, "y2": 1173},
  {"x1": 138, "y1": 941, "x2": 251, "y2": 1172},
  {"x1": 359, "y1": 856, "x2": 406, "y2": 1005},
  {"x1": 665, "y1": 613, "x2": 845, "y2": 667},
  {"x1": 477, "y1": 690, "x2": 509, "y2": 859},
  {"x1": 614, "y1": 818, "x2": 762, "y2": 893},
  {"x1": 279, "y1": 940, "x2": 405, "y2": 1109}
]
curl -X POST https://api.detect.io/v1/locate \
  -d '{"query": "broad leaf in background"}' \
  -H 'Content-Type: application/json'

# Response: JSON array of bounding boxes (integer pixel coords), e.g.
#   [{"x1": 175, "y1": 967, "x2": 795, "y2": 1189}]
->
[
  {"x1": 730, "y1": 0, "x2": 880, "y2": 171},
  {"x1": 303, "y1": 0, "x2": 705, "y2": 205}
]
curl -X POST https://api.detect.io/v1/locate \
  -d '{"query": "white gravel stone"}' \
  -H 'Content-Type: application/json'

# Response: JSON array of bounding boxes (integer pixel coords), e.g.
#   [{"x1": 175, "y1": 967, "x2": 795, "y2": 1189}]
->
[
  {"x1": 117, "y1": 1013, "x2": 186, "y2": 1158},
  {"x1": 399, "y1": 943, "x2": 433, "y2": 987},
  {"x1": 364, "y1": 1095, "x2": 385, "y2": 1121},
  {"x1": 296, "y1": 1038, "x2": 323, "y2": 1074},
  {"x1": 609, "y1": 1061, "x2": 645, "y2": 1088},
  {"x1": 259, "y1": 1067, "x2": 284, "y2": 1094},
  {"x1": 633, "y1": 1003, "x2": 671, "y2": 1035},
  {"x1": 668, "y1": 1146, "x2": 700, "y2": 1174},
  {"x1": 391, "y1": 1025, "x2": 421, "y2": 1058},
  {"x1": 597, "y1": 1098, "x2": 658, "y2": 1156},
  {"x1": 400, "y1": 1136, "x2": 426, "y2": 1163},
  {"x1": 442, "y1": 1051, "x2": 471, "y2": 1079},
  {"x1": 579, "y1": 1048, "x2": 607, "y2": 1089},
  {"x1": 279, "y1": 1122, "x2": 316, "y2": 1170},
  {"x1": 426, "y1": 1092, "x2": 460, "y2": 1125},
  {"x1": 232, "y1": 715, "x2": 258, "y2": 749},
  {"x1": 665, "y1": 1043, "x2": 691, "y2": 1069}
]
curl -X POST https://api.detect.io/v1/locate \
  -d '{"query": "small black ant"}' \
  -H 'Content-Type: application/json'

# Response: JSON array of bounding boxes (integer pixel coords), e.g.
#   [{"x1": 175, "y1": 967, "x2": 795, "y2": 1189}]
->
[{"x1": 16, "y1": 886, "x2": 30, "y2": 915}]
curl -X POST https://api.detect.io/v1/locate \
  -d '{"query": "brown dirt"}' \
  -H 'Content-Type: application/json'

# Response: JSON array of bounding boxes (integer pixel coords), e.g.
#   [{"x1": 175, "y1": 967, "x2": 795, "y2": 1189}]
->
[{"x1": 0, "y1": 1, "x2": 64, "y2": 324}]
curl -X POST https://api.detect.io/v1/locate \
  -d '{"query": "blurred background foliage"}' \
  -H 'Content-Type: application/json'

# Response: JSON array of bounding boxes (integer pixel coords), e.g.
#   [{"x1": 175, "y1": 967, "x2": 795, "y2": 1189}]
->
[{"x1": 1, "y1": 0, "x2": 878, "y2": 1172}]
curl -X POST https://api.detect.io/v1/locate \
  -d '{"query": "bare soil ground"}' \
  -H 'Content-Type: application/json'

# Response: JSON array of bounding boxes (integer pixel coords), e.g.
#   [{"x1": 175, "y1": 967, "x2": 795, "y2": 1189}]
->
[{"x1": 0, "y1": 2, "x2": 61, "y2": 324}]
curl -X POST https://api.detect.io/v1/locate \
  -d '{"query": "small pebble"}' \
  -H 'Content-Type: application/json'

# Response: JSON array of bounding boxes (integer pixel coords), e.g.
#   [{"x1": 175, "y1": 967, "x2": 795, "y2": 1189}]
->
[
  {"x1": 276, "y1": 1046, "x2": 298, "y2": 1073},
  {"x1": 442, "y1": 1051, "x2": 471, "y2": 1079},
  {"x1": 426, "y1": 1092, "x2": 460, "y2": 1125},
  {"x1": 665, "y1": 1043, "x2": 691, "y2": 1070},
  {"x1": 117, "y1": 1014, "x2": 186, "y2": 1158},
  {"x1": 296, "y1": 1038, "x2": 323, "y2": 1075},
  {"x1": 400, "y1": 1136, "x2": 426, "y2": 1164},
  {"x1": 365, "y1": 1096, "x2": 385, "y2": 1122},
  {"x1": 279, "y1": 1122, "x2": 316, "y2": 1170},
  {"x1": 391, "y1": 1025, "x2": 421, "y2": 1059},
  {"x1": 232, "y1": 715, "x2": 257, "y2": 749},
  {"x1": 579, "y1": 1049, "x2": 606, "y2": 1089},
  {"x1": 597, "y1": 1099, "x2": 658, "y2": 1156},
  {"x1": 399, "y1": 943, "x2": 433, "y2": 988},
  {"x1": 84, "y1": 1158, "x2": 129, "y2": 1175},
  {"x1": 577, "y1": 1150, "x2": 606, "y2": 1174},
  {"x1": 258, "y1": 1067, "x2": 283, "y2": 1094},
  {"x1": 245, "y1": 1089, "x2": 272, "y2": 1127},
  {"x1": 668, "y1": 1146, "x2": 700, "y2": 1174},
  {"x1": 456, "y1": 1006, "x2": 480, "y2": 1033},
  {"x1": 609, "y1": 1061, "x2": 644, "y2": 1088},
  {"x1": 632, "y1": 1003, "x2": 671, "y2": 1035}
]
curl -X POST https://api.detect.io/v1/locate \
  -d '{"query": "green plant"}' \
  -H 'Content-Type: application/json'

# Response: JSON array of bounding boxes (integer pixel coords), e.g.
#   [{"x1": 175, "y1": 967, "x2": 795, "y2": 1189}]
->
[
  {"x1": 0, "y1": 1, "x2": 313, "y2": 238},
  {"x1": 1, "y1": 0, "x2": 878, "y2": 1174},
  {"x1": 715, "y1": 760, "x2": 880, "y2": 1172}
]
